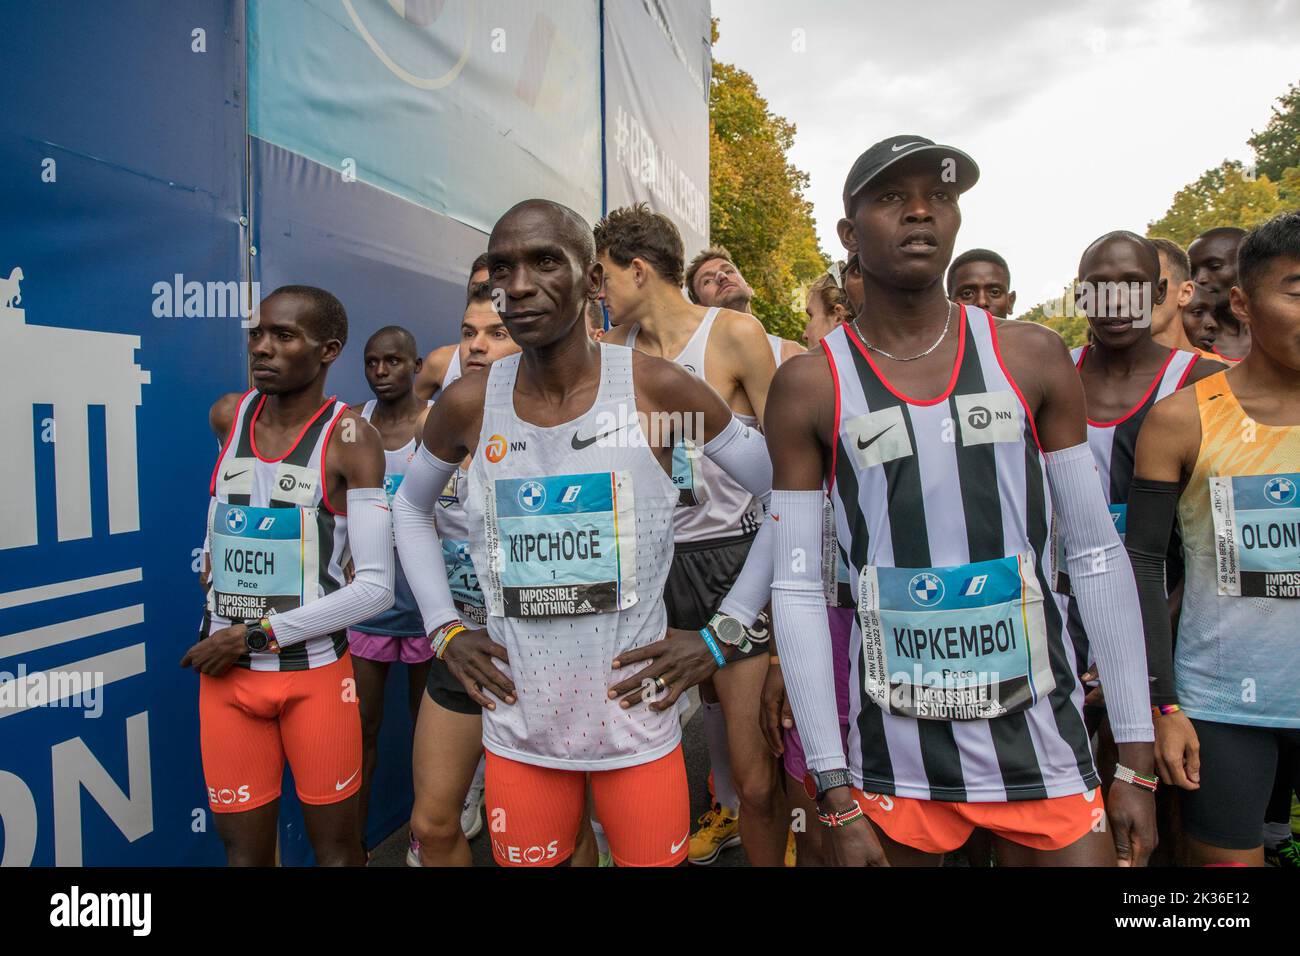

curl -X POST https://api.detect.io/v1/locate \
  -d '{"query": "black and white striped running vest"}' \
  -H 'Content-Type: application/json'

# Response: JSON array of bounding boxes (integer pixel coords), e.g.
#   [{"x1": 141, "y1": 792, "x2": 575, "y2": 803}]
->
[
  {"x1": 821, "y1": 306, "x2": 1099, "y2": 802},
  {"x1": 207, "y1": 389, "x2": 351, "y2": 671}
]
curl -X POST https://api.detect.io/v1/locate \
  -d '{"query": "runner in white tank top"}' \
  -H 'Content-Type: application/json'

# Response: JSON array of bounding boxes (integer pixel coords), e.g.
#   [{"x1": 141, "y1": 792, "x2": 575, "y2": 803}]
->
[
  {"x1": 596, "y1": 204, "x2": 789, "y2": 866},
  {"x1": 407, "y1": 277, "x2": 535, "y2": 867},
  {"x1": 393, "y1": 199, "x2": 774, "y2": 867}
]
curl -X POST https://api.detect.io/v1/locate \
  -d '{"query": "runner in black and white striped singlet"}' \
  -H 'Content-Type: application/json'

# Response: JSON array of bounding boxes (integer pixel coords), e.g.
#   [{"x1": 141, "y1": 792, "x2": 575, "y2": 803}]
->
[
  {"x1": 767, "y1": 136, "x2": 1156, "y2": 866},
  {"x1": 1057, "y1": 233, "x2": 1225, "y2": 686},
  {"x1": 191, "y1": 286, "x2": 394, "y2": 867}
]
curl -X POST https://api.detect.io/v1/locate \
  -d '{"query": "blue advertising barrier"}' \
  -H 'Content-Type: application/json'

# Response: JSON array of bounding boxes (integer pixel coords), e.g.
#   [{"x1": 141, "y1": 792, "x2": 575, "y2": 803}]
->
[
  {"x1": 1, "y1": 0, "x2": 708, "y2": 867},
  {"x1": 0, "y1": 0, "x2": 248, "y2": 866}
]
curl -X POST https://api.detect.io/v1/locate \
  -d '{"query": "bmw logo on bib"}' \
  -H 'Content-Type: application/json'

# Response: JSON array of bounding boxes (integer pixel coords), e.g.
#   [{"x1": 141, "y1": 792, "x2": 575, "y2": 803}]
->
[
  {"x1": 518, "y1": 480, "x2": 546, "y2": 513},
  {"x1": 1264, "y1": 476, "x2": 1296, "y2": 506},
  {"x1": 908, "y1": 571, "x2": 944, "y2": 607},
  {"x1": 225, "y1": 507, "x2": 247, "y2": 534}
]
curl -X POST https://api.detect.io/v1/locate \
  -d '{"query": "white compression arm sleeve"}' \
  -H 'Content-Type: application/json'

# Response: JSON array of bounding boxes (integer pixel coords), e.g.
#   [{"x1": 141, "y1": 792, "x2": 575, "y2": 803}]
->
[
  {"x1": 1045, "y1": 442, "x2": 1154, "y2": 743},
  {"x1": 392, "y1": 445, "x2": 462, "y2": 635},
  {"x1": 705, "y1": 416, "x2": 775, "y2": 626},
  {"x1": 271, "y1": 488, "x2": 395, "y2": 647},
  {"x1": 717, "y1": 519, "x2": 773, "y2": 626},
  {"x1": 770, "y1": 489, "x2": 846, "y2": 773}
]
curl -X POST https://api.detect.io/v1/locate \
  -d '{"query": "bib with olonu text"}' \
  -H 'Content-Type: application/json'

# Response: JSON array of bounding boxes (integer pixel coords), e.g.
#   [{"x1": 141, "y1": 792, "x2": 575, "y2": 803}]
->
[{"x1": 1210, "y1": 472, "x2": 1300, "y2": 598}]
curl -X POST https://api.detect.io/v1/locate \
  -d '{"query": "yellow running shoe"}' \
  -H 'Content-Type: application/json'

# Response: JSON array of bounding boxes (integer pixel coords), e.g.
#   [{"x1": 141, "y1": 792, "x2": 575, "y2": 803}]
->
[
  {"x1": 784, "y1": 827, "x2": 797, "y2": 867},
  {"x1": 688, "y1": 804, "x2": 741, "y2": 865}
]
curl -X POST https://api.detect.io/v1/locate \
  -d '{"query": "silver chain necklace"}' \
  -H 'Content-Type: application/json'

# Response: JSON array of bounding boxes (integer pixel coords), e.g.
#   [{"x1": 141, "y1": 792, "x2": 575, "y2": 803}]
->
[{"x1": 854, "y1": 302, "x2": 955, "y2": 362}]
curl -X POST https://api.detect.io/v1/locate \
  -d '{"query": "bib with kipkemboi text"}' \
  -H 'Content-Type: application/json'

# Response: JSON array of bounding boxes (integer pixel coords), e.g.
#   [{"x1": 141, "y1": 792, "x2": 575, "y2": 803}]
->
[
  {"x1": 1210, "y1": 472, "x2": 1300, "y2": 598},
  {"x1": 483, "y1": 470, "x2": 639, "y2": 617},
  {"x1": 856, "y1": 553, "x2": 1055, "y2": 720},
  {"x1": 207, "y1": 501, "x2": 318, "y2": 621}
]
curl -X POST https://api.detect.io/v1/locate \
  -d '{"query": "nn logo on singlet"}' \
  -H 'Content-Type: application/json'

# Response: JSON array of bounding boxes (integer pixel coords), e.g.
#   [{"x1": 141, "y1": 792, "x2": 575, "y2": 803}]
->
[{"x1": 484, "y1": 434, "x2": 527, "y2": 463}]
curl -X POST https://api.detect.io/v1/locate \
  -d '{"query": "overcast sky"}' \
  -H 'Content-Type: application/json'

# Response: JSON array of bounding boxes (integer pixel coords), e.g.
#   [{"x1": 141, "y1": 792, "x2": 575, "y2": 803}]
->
[{"x1": 711, "y1": 0, "x2": 1300, "y2": 309}]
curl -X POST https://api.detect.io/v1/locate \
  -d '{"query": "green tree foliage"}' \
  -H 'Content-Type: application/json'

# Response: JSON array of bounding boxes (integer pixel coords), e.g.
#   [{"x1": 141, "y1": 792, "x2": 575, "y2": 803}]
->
[
  {"x1": 709, "y1": 20, "x2": 826, "y2": 340},
  {"x1": 1248, "y1": 80, "x2": 1300, "y2": 184},
  {"x1": 1146, "y1": 161, "x2": 1287, "y2": 247}
]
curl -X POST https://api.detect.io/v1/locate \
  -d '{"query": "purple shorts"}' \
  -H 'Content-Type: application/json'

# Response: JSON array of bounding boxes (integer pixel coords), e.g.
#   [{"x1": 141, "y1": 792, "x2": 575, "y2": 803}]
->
[
  {"x1": 347, "y1": 628, "x2": 434, "y2": 665},
  {"x1": 783, "y1": 605, "x2": 854, "y2": 783}
]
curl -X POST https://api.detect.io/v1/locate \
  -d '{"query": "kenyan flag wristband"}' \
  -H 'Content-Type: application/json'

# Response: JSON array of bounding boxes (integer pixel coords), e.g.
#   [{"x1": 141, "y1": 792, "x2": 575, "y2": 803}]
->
[
  {"x1": 1113, "y1": 764, "x2": 1159, "y2": 793},
  {"x1": 817, "y1": 801, "x2": 865, "y2": 828}
]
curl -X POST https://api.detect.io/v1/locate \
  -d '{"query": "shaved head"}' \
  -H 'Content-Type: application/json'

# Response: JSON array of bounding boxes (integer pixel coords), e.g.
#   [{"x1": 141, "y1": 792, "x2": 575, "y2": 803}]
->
[
  {"x1": 1078, "y1": 230, "x2": 1161, "y2": 281},
  {"x1": 495, "y1": 199, "x2": 596, "y2": 268}
]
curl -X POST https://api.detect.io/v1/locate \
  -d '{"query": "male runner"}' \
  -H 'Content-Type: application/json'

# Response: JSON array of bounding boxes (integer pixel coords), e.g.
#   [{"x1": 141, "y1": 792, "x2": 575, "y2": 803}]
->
[
  {"x1": 415, "y1": 253, "x2": 490, "y2": 401},
  {"x1": 392, "y1": 199, "x2": 774, "y2": 867},
  {"x1": 348, "y1": 325, "x2": 434, "y2": 859},
  {"x1": 1127, "y1": 210, "x2": 1300, "y2": 866},
  {"x1": 597, "y1": 205, "x2": 788, "y2": 867},
  {"x1": 186, "y1": 286, "x2": 394, "y2": 866},
  {"x1": 1150, "y1": 238, "x2": 1206, "y2": 355},
  {"x1": 1056, "y1": 233, "x2": 1224, "y2": 847},
  {"x1": 408, "y1": 281, "x2": 521, "y2": 866},
  {"x1": 1189, "y1": 227, "x2": 1250, "y2": 361},
  {"x1": 1183, "y1": 283, "x2": 1222, "y2": 354},
  {"x1": 946, "y1": 248, "x2": 1017, "y2": 318},
  {"x1": 766, "y1": 135, "x2": 1157, "y2": 867},
  {"x1": 687, "y1": 245, "x2": 803, "y2": 365}
]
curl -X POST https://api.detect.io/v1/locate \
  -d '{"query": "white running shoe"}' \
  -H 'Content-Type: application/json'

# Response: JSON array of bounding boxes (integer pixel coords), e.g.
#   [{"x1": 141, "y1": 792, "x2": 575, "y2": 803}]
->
[{"x1": 461, "y1": 781, "x2": 485, "y2": 839}]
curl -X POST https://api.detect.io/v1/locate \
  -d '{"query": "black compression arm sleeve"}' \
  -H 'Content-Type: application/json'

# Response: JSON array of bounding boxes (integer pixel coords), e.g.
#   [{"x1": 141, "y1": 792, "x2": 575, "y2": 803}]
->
[{"x1": 1124, "y1": 477, "x2": 1182, "y2": 706}]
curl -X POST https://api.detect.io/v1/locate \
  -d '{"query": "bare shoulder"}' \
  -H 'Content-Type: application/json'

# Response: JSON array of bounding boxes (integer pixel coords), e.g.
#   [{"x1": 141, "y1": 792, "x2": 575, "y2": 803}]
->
[
  {"x1": 992, "y1": 316, "x2": 1072, "y2": 362},
  {"x1": 601, "y1": 323, "x2": 633, "y2": 346},
  {"x1": 1184, "y1": 354, "x2": 1229, "y2": 385},
  {"x1": 714, "y1": 307, "x2": 770, "y2": 346},
  {"x1": 780, "y1": 339, "x2": 806, "y2": 363},
  {"x1": 630, "y1": 347, "x2": 702, "y2": 405},
  {"x1": 424, "y1": 342, "x2": 457, "y2": 370},
  {"x1": 209, "y1": 390, "x2": 246, "y2": 440},
  {"x1": 1146, "y1": 384, "x2": 1200, "y2": 432},
  {"x1": 771, "y1": 345, "x2": 833, "y2": 395}
]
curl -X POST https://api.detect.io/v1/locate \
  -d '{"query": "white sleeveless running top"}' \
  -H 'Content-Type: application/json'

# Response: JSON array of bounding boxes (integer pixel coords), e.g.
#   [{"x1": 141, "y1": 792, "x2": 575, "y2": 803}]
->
[
  {"x1": 626, "y1": 307, "x2": 763, "y2": 543},
  {"x1": 463, "y1": 343, "x2": 680, "y2": 770}
]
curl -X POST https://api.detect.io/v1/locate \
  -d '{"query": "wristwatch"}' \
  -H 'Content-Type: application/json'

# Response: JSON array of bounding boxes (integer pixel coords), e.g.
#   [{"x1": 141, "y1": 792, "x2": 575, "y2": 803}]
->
[
  {"x1": 803, "y1": 767, "x2": 853, "y2": 802},
  {"x1": 243, "y1": 618, "x2": 280, "y2": 654},
  {"x1": 705, "y1": 612, "x2": 752, "y2": 654}
]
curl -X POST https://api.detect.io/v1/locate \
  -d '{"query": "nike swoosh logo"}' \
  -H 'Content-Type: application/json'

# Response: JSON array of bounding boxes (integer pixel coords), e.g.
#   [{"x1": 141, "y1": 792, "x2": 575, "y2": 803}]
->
[
  {"x1": 571, "y1": 425, "x2": 629, "y2": 450},
  {"x1": 670, "y1": 834, "x2": 689, "y2": 854},
  {"x1": 891, "y1": 142, "x2": 925, "y2": 152},
  {"x1": 223, "y1": 470, "x2": 248, "y2": 481},
  {"x1": 335, "y1": 768, "x2": 361, "y2": 791},
  {"x1": 856, "y1": 423, "x2": 896, "y2": 451}
]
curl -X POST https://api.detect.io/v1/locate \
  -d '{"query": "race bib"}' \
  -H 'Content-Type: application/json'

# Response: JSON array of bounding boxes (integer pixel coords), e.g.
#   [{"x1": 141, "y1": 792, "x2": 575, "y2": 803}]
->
[
  {"x1": 382, "y1": 472, "x2": 404, "y2": 503},
  {"x1": 207, "y1": 501, "x2": 317, "y2": 621},
  {"x1": 856, "y1": 553, "x2": 1056, "y2": 720},
  {"x1": 437, "y1": 470, "x2": 460, "y2": 509},
  {"x1": 442, "y1": 538, "x2": 486, "y2": 626},
  {"x1": 672, "y1": 440, "x2": 707, "y2": 507},
  {"x1": 484, "y1": 471, "x2": 638, "y2": 617},
  {"x1": 1051, "y1": 504, "x2": 1126, "y2": 595},
  {"x1": 821, "y1": 498, "x2": 854, "y2": 607},
  {"x1": 1210, "y1": 473, "x2": 1300, "y2": 598}
]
